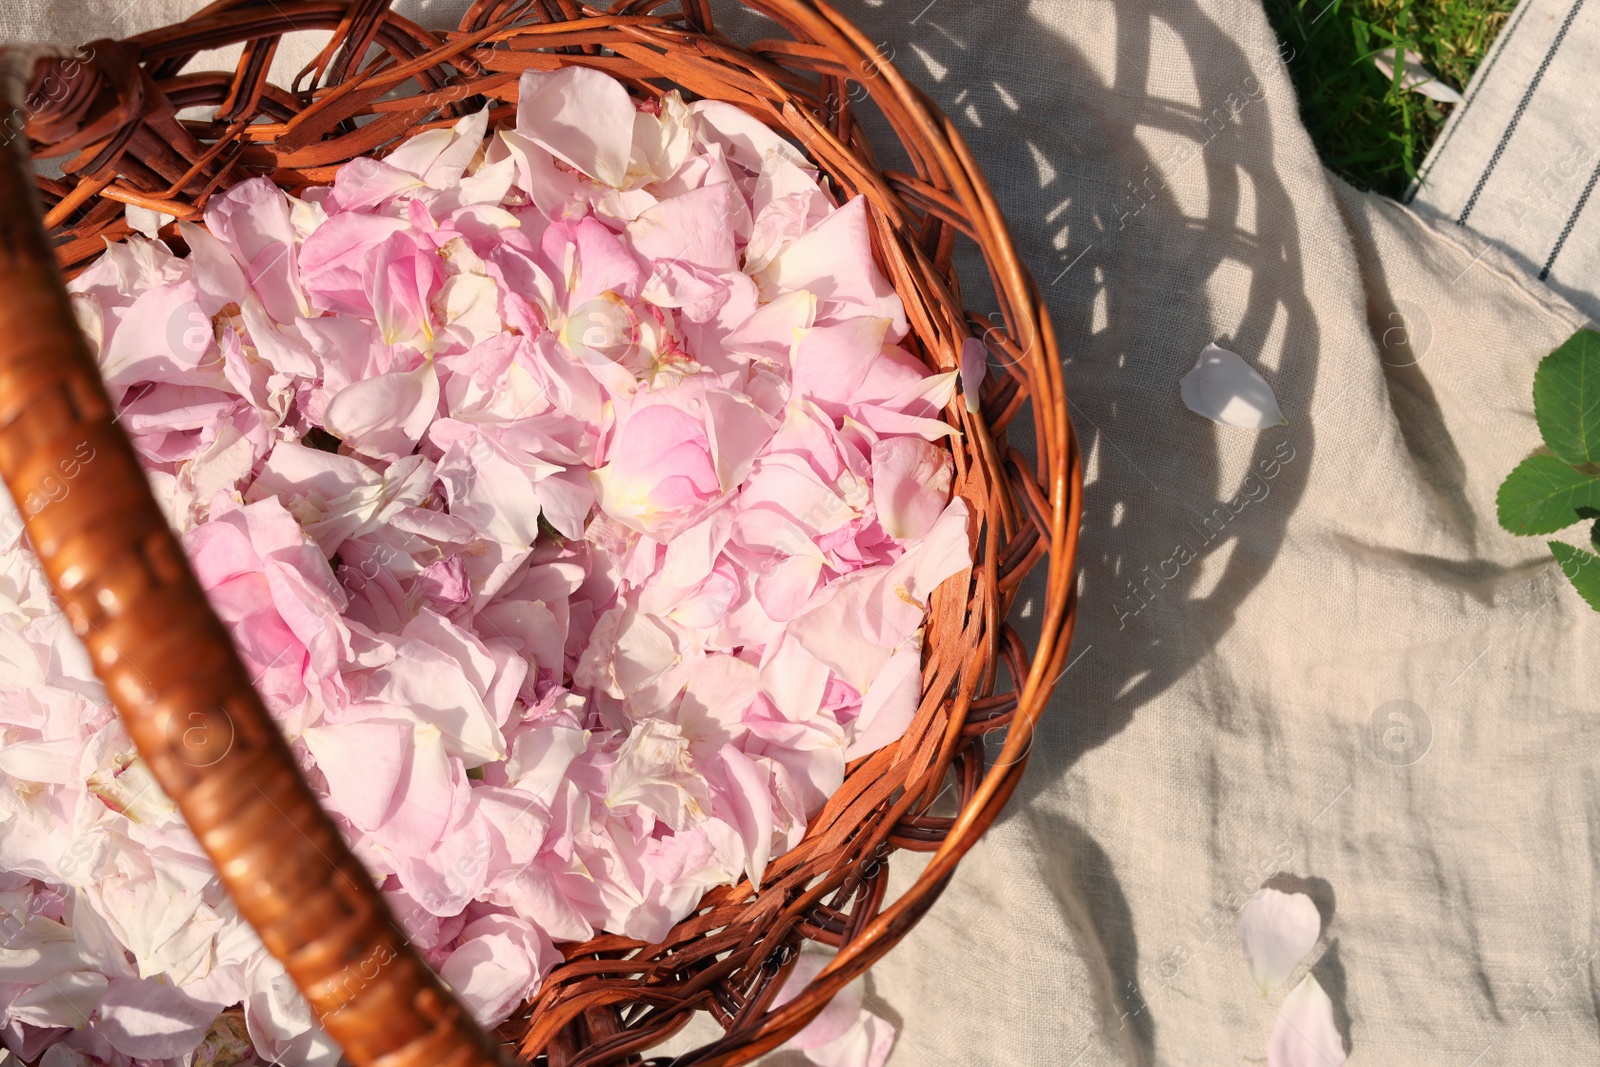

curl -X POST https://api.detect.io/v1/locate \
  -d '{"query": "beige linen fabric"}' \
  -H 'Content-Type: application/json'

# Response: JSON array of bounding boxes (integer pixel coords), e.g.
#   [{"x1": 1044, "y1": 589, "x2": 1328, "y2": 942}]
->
[{"x1": 3, "y1": 0, "x2": 1598, "y2": 1065}]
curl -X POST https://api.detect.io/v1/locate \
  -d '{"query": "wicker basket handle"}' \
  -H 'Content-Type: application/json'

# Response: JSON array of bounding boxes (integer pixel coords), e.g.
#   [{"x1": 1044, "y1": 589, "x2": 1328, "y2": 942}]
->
[{"x1": 0, "y1": 55, "x2": 506, "y2": 1067}]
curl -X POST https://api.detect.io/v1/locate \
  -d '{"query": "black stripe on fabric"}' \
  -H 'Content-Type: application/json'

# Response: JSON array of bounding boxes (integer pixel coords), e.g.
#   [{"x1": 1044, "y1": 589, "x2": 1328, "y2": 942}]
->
[
  {"x1": 1407, "y1": 0, "x2": 1537, "y2": 203},
  {"x1": 1457, "y1": 0, "x2": 1588, "y2": 226},
  {"x1": 1539, "y1": 155, "x2": 1600, "y2": 280}
]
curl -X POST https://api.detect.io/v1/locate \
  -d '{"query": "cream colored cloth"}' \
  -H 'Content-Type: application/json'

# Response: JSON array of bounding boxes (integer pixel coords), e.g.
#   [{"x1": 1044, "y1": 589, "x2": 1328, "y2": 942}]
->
[{"x1": 4, "y1": 0, "x2": 1598, "y2": 1064}]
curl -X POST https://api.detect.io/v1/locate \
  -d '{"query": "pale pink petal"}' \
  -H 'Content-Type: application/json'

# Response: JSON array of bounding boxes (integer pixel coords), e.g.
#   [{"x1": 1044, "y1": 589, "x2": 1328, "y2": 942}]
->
[
  {"x1": 546, "y1": 216, "x2": 642, "y2": 308},
  {"x1": 959, "y1": 336, "x2": 988, "y2": 413},
  {"x1": 3, "y1": 970, "x2": 106, "y2": 1029},
  {"x1": 629, "y1": 182, "x2": 739, "y2": 286},
  {"x1": 433, "y1": 422, "x2": 548, "y2": 548},
  {"x1": 516, "y1": 67, "x2": 635, "y2": 187},
  {"x1": 177, "y1": 220, "x2": 248, "y2": 315},
  {"x1": 1268, "y1": 975, "x2": 1347, "y2": 1067},
  {"x1": 756, "y1": 553, "x2": 825, "y2": 622},
  {"x1": 605, "y1": 719, "x2": 712, "y2": 831},
  {"x1": 791, "y1": 317, "x2": 890, "y2": 408},
  {"x1": 438, "y1": 933, "x2": 537, "y2": 1028},
  {"x1": 369, "y1": 719, "x2": 458, "y2": 851},
  {"x1": 843, "y1": 640, "x2": 921, "y2": 761},
  {"x1": 1237, "y1": 888, "x2": 1322, "y2": 995},
  {"x1": 773, "y1": 952, "x2": 865, "y2": 1052},
  {"x1": 204, "y1": 176, "x2": 308, "y2": 324},
  {"x1": 96, "y1": 976, "x2": 216, "y2": 1060},
  {"x1": 298, "y1": 212, "x2": 411, "y2": 316},
  {"x1": 870, "y1": 437, "x2": 952, "y2": 541},
  {"x1": 367, "y1": 230, "x2": 443, "y2": 348},
  {"x1": 99, "y1": 279, "x2": 213, "y2": 389},
  {"x1": 760, "y1": 635, "x2": 831, "y2": 723},
  {"x1": 330, "y1": 156, "x2": 427, "y2": 211},
  {"x1": 300, "y1": 720, "x2": 411, "y2": 831},
  {"x1": 323, "y1": 359, "x2": 439, "y2": 459},
  {"x1": 753, "y1": 197, "x2": 907, "y2": 338},
  {"x1": 386, "y1": 107, "x2": 489, "y2": 188},
  {"x1": 704, "y1": 388, "x2": 779, "y2": 491},
  {"x1": 1373, "y1": 48, "x2": 1464, "y2": 104},
  {"x1": 369, "y1": 641, "x2": 507, "y2": 767},
  {"x1": 713, "y1": 745, "x2": 773, "y2": 887}
]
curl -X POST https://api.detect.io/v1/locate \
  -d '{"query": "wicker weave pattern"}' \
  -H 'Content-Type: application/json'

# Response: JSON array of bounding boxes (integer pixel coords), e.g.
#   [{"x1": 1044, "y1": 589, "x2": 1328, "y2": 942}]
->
[{"x1": 0, "y1": 3, "x2": 1081, "y2": 1064}]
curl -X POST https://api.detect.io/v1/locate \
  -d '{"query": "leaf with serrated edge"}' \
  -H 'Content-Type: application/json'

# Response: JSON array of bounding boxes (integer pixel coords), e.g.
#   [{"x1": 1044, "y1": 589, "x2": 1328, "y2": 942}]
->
[
  {"x1": 1549, "y1": 541, "x2": 1600, "y2": 612},
  {"x1": 1534, "y1": 329, "x2": 1600, "y2": 467},
  {"x1": 1496, "y1": 454, "x2": 1600, "y2": 535}
]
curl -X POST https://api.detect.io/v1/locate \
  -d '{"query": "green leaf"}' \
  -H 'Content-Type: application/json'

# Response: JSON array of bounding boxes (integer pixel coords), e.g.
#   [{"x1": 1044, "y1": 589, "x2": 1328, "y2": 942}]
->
[
  {"x1": 1496, "y1": 454, "x2": 1600, "y2": 534},
  {"x1": 1549, "y1": 541, "x2": 1600, "y2": 612},
  {"x1": 1533, "y1": 328, "x2": 1600, "y2": 467}
]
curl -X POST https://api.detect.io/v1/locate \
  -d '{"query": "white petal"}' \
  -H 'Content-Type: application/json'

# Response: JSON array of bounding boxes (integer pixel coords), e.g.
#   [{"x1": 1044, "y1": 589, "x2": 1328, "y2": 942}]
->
[
  {"x1": 96, "y1": 976, "x2": 218, "y2": 1060},
  {"x1": 1414, "y1": 79, "x2": 1466, "y2": 104},
  {"x1": 3, "y1": 969, "x2": 107, "y2": 1028},
  {"x1": 1237, "y1": 888, "x2": 1321, "y2": 995},
  {"x1": 1268, "y1": 975, "x2": 1347, "y2": 1067},
  {"x1": 1180, "y1": 343, "x2": 1287, "y2": 428},
  {"x1": 1373, "y1": 48, "x2": 1464, "y2": 104},
  {"x1": 125, "y1": 203, "x2": 175, "y2": 239}
]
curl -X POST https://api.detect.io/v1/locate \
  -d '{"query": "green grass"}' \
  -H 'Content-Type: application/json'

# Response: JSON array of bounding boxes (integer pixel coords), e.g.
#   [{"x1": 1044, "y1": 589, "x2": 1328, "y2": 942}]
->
[{"x1": 1265, "y1": 0, "x2": 1519, "y2": 197}]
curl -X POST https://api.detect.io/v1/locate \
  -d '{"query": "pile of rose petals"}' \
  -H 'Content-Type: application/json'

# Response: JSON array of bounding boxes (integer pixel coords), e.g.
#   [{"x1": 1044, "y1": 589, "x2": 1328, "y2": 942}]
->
[{"x1": 0, "y1": 66, "x2": 966, "y2": 1067}]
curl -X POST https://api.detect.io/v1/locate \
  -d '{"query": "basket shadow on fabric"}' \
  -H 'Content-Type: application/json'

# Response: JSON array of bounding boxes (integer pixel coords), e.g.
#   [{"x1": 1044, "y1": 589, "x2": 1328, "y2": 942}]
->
[{"x1": 726, "y1": 0, "x2": 1324, "y2": 1059}]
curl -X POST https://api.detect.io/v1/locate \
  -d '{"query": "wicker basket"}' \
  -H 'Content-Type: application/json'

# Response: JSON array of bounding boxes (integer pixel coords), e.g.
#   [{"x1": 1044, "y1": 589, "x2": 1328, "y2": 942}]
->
[{"x1": 0, "y1": 2, "x2": 1081, "y2": 1064}]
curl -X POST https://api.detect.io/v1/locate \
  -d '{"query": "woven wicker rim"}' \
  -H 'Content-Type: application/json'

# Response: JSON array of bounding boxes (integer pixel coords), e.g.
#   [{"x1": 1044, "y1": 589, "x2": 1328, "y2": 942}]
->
[{"x1": 0, "y1": 2, "x2": 1082, "y2": 1064}]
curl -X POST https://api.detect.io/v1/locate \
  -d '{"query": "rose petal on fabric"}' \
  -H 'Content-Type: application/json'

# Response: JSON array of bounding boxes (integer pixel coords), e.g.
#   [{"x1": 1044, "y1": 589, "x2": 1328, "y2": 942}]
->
[
  {"x1": 323, "y1": 359, "x2": 439, "y2": 459},
  {"x1": 1179, "y1": 343, "x2": 1287, "y2": 428},
  {"x1": 1268, "y1": 975, "x2": 1347, "y2": 1067},
  {"x1": 771, "y1": 950, "x2": 897, "y2": 1067},
  {"x1": 1373, "y1": 47, "x2": 1465, "y2": 104},
  {"x1": 300, "y1": 720, "x2": 411, "y2": 831},
  {"x1": 516, "y1": 67, "x2": 636, "y2": 187},
  {"x1": 802, "y1": 1011, "x2": 897, "y2": 1067},
  {"x1": 870, "y1": 437, "x2": 953, "y2": 541},
  {"x1": 1237, "y1": 888, "x2": 1322, "y2": 996},
  {"x1": 96, "y1": 976, "x2": 217, "y2": 1060}
]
